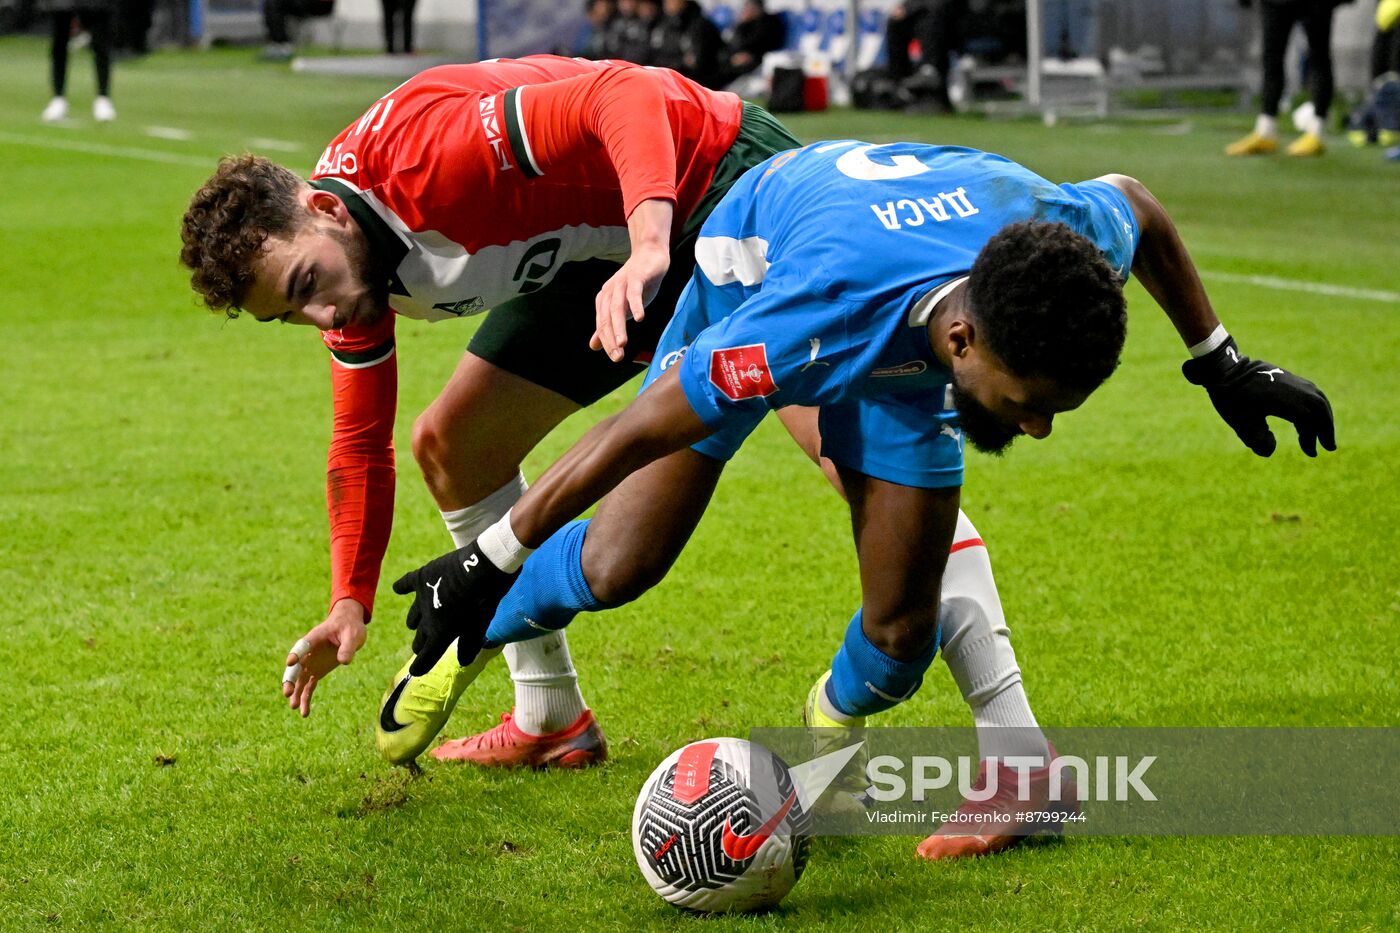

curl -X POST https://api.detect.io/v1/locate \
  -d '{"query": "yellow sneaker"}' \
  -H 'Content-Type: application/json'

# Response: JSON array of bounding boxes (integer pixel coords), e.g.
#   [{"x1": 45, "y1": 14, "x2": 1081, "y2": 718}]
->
[
  {"x1": 375, "y1": 641, "x2": 500, "y2": 765},
  {"x1": 1379, "y1": 0, "x2": 1400, "y2": 32},
  {"x1": 1224, "y1": 132, "x2": 1278, "y2": 156},
  {"x1": 1286, "y1": 132, "x2": 1325, "y2": 157},
  {"x1": 802, "y1": 672, "x2": 869, "y2": 816},
  {"x1": 1378, "y1": 129, "x2": 1400, "y2": 148}
]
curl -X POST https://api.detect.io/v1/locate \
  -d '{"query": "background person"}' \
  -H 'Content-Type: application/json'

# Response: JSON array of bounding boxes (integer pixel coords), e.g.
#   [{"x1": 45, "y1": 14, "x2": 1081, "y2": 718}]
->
[
  {"x1": 39, "y1": 0, "x2": 115, "y2": 122},
  {"x1": 1227, "y1": 0, "x2": 1351, "y2": 157},
  {"x1": 717, "y1": 0, "x2": 786, "y2": 87},
  {"x1": 575, "y1": 0, "x2": 616, "y2": 59},
  {"x1": 380, "y1": 0, "x2": 416, "y2": 54},
  {"x1": 884, "y1": 0, "x2": 968, "y2": 113},
  {"x1": 652, "y1": 0, "x2": 724, "y2": 88},
  {"x1": 606, "y1": 0, "x2": 658, "y2": 65}
]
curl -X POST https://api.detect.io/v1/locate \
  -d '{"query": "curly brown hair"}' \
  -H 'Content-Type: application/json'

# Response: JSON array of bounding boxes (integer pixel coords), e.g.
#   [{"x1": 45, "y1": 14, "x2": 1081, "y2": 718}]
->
[{"x1": 179, "y1": 154, "x2": 307, "y2": 314}]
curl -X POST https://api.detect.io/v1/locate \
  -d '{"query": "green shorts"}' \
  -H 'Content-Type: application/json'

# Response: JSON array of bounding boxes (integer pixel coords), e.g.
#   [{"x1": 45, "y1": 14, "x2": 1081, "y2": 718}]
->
[{"x1": 467, "y1": 102, "x2": 801, "y2": 407}]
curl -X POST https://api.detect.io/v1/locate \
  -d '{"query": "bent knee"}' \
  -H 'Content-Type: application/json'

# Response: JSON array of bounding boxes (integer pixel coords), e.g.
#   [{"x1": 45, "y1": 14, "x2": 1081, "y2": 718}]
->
[
  {"x1": 862, "y1": 607, "x2": 941, "y2": 662},
  {"x1": 411, "y1": 408, "x2": 456, "y2": 478}
]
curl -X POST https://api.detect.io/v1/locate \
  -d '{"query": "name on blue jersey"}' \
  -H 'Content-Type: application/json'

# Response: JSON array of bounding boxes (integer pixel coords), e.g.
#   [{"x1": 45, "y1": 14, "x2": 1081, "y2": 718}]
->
[{"x1": 869, "y1": 187, "x2": 980, "y2": 232}]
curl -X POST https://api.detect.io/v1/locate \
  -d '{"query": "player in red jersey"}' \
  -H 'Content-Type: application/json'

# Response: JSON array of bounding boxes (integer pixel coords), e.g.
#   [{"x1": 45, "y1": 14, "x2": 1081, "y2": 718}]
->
[{"x1": 180, "y1": 55, "x2": 802, "y2": 766}]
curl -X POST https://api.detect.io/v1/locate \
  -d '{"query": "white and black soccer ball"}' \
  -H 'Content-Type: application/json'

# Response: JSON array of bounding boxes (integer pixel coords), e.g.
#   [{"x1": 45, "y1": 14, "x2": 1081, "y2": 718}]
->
[{"x1": 632, "y1": 737, "x2": 811, "y2": 914}]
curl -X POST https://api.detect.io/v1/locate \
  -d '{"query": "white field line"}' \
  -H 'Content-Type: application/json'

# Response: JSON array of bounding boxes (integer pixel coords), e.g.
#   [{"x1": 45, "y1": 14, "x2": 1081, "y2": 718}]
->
[
  {"x1": 1201, "y1": 270, "x2": 1399, "y2": 305},
  {"x1": 0, "y1": 131, "x2": 213, "y2": 167},
  {"x1": 144, "y1": 125, "x2": 195, "y2": 141},
  {"x1": 247, "y1": 137, "x2": 303, "y2": 152}
]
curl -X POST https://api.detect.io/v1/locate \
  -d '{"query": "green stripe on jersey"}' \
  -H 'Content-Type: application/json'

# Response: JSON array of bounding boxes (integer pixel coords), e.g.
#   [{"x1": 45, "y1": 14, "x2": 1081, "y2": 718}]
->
[
  {"x1": 330, "y1": 337, "x2": 395, "y2": 368},
  {"x1": 502, "y1": 88, "x2": 542, "y2": 178}
]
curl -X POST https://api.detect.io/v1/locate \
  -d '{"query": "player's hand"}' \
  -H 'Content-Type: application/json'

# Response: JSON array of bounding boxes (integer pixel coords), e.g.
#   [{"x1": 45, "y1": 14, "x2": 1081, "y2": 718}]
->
[
  {"x1": 281, "y1": 599, "x2": 368, "y2": 718},
  {"x1": 1182, "y1": 336, "x2": 1336, "y2": 457},
  {"x1": 392, "y1": 540, "x2": 519, "y2": 677},
  {"x1": 591, "y1": 242, "x2": 669, "y2": 362}
]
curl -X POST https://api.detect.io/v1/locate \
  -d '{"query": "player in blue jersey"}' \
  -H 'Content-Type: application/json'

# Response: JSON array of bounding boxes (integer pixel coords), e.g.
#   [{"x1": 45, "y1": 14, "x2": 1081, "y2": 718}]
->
[{"x1": 389, "y1": 141, "x2": 1335, "y2": 858}]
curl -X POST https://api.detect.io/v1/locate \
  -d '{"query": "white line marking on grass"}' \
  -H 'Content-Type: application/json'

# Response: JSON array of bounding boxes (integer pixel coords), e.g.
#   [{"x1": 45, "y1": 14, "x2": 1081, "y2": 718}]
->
[
  {"x1": 0, "y1": 131, "x2": 213, "y2": 167},
  {"x1": 145, "y1": 126, "x2": 194, "y2": 141},
  {"x1": 1201, "y1": 270, "x2": 1399, "y2": 305},
  {"x1": 247, "y1": 137, "x2": 303, "y2": 152}
]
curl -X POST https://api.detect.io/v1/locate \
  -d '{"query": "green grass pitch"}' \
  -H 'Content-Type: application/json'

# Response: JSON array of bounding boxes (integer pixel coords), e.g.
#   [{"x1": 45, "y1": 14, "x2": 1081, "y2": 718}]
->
[{"x1": 1, "y1": 37, "x2": 1397, "y2": 930}]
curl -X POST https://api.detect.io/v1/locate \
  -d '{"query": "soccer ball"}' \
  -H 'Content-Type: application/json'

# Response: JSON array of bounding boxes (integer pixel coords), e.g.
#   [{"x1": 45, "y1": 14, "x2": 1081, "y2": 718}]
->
[{"x1": 631, "y1": 737, "x2": 811, "y2": 914}]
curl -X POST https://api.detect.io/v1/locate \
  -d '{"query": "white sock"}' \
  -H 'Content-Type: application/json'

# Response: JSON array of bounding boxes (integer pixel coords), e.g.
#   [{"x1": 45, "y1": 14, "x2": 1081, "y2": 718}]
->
[
  {"x1": 1254, "y1": 113, "x2": 1279, "y2": 139},
  {"x1": 440, "y1": 472, "x2": 587, "y2": 736},
  {"x1": 1300, "y1": 110, "x2": 1324, "y2": 137},
  {"x1": 504, "y1": 633, "x2": 587, "y2": 735},
  {"x1": 940, "y1": 511, "x2": 1051, "y2": 763},
  {"x1": 440, "y1": 473, "x2": 530, "y2": 543}
]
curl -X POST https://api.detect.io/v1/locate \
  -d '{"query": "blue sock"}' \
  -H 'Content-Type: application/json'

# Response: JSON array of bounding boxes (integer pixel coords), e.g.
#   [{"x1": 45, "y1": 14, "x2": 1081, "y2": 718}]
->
[
  {"x1": 826, "y1": 609, "x2": 939, "y2": 717},
  {"x1": 483, "y1": 520, "x2": 603, "y2": 648}
]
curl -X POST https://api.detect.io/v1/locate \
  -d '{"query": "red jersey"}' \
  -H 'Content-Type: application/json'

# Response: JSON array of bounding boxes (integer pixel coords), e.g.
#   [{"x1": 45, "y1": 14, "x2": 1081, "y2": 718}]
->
[{"x1": 310, "y1": 57, "x2": 743, "y2": 615}]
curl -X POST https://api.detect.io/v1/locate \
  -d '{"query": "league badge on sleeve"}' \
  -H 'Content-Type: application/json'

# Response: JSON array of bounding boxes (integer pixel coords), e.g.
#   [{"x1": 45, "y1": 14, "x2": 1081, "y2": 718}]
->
[{"x1": 710, "y1": 344, "x2": 778, "y2": 401}]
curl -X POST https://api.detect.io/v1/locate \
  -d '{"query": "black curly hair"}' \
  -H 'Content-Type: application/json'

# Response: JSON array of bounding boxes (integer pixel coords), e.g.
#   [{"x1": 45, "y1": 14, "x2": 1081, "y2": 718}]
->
[{"x1": 966, "y1": 220, "x2": 1127, "y2": 391}]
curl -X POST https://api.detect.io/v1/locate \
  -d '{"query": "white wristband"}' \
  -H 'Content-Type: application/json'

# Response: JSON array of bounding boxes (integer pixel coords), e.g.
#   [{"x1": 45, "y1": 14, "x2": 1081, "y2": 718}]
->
[
  {"x1": 477, "y1": 509, "x2": 534, "y2": 573},
  {"x1": 1188, "y1": 324, "x2": 1229, "y2": 358}
]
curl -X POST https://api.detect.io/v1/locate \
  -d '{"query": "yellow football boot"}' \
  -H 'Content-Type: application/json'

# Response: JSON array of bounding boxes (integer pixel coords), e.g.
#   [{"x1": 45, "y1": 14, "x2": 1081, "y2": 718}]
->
[
  {"x1": 802, "y1": 672, "x2": 870, "y2": 817},
  {"x1": 375, "y1": 641, "x2": 500, "y2": 765},
  {"x1": 1224, "y1": 132, "x2": 1278, "y2": 156},
  {"x1": 1286, "y1": 132, "x2": 1325, "y2": 157}
]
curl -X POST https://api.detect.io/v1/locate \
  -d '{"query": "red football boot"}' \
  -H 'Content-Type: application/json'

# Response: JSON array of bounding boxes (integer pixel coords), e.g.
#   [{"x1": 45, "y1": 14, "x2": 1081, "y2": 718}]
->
[
  {"x1": 431, "y1": 709, "x2": 608, "y2": 769},
  {"x1": 915, "y1": 748, "x2": 1079, "y2": 860}
]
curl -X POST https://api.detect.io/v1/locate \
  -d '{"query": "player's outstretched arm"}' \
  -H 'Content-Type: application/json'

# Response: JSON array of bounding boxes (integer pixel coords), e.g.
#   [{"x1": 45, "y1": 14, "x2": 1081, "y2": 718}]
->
[
  {"x1": 279, "y1": 325, "x2": 397, "y2": 714},
  {"x1": 1101, "y1": 174, "x2": 1336, "y2": 458},
  {"x1": 393, "y1": 367, "x2": 712, "y2": 675},
  {"x1": 282, "y1": 598, "x2": 369, "y2": 717}
]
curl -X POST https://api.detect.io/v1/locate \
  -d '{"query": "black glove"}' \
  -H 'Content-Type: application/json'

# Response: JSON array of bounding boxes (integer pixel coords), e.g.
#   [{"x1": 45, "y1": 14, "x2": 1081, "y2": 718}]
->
[
  {"x1": 1181, "y1": 336, "x2": 1336, "y2": 457},
  {"x1": 392, "y1": 540, "x2": 519, "y2": 676}
]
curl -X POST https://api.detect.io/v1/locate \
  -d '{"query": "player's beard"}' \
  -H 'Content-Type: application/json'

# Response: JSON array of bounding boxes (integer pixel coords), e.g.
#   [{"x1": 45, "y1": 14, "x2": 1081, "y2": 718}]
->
[
  {"x1": 950, "y1": 381, "x2": 1021, "y2": 455},
  {"x1": 333, "y1": 226, "x2": 392, "y2": 328}
]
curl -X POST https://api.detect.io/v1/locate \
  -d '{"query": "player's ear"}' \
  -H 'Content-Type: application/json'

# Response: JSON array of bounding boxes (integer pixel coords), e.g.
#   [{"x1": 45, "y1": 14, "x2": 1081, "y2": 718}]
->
[
  {"x1": 946, "y1": 317, "x2": 974, "y2": 360},
  {"x1": 305, "y1": 189, "x2": 349, "y2": 224}
]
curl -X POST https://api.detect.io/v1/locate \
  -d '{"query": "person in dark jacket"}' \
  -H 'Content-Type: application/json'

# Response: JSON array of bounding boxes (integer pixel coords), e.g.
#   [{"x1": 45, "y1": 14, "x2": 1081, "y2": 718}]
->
[
  {"x1": 652, "y1": 0, "x2": 723, "y2": 88},
  {"x1": 38, "y1": 0, "x2": 116, "y2": 121},
  {"x1": 576, "y1": 0, "x2": 616, "y2": 59},
  {"x1": 884, "y1": 0, "x2": 968, "y2": 113},
  {"x1": 606, "y1": 0, "x2": 658, "y2": 65},
  {"x1": 1227, "y1": 0, "x2": 1352, "y2": 157},
  {"x1": 717, "y1": 0, "x2": 786, "y2": 86}
]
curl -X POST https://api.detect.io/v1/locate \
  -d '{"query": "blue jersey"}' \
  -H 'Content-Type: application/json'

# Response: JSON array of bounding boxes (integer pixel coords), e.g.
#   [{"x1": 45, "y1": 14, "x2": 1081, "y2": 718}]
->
[{"x1": 643, "y1": 141, "x2": 1141, "y2": 488}]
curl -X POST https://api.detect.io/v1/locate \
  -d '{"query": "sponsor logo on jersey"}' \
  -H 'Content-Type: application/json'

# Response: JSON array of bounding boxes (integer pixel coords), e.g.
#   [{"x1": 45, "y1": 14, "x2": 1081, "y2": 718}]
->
[
  {"x1": 710, "y1": 344, "x2": 778, "y2": 401},
  {"x1": 512, "y1": 237, "x2": 562, "y2": 294},
  {"x1": 432, "y1": 296, "x2": 486, "y2": 316},
  {"x1": 870, "y1": 360, "x2": 928, "y2": 378},
  {"x1": 479, "y1": 95, "x2": 513, "y2": 172},
  {"x1": 800, "y1": 337, "x2": 829, "y2": 371},
  {"x1": 659, "y1": 346, "x2": 689, "y2": 371},
  {"x1": 940, "y1": 422, "x2": 963, "y2": 452}
]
